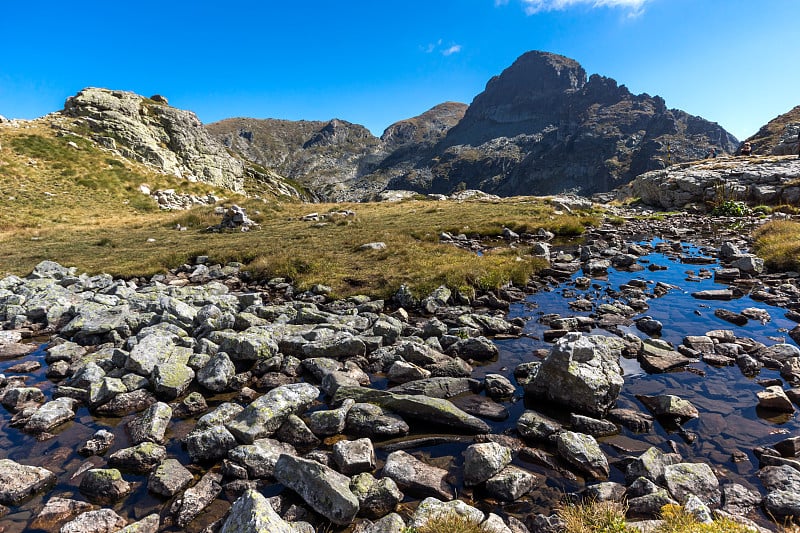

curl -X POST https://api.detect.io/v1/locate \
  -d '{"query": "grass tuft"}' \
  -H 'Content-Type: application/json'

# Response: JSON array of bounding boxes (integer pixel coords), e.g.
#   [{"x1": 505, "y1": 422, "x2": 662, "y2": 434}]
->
[{"x1": 753, "y1": 220, "x2": 800, "y2": 271}]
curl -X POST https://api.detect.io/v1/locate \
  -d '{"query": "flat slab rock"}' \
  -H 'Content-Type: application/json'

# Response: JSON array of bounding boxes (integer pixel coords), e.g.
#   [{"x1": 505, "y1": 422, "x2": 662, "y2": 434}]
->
[{"x1": 0, "y1": 459, "x2": 57, "y2": 505}]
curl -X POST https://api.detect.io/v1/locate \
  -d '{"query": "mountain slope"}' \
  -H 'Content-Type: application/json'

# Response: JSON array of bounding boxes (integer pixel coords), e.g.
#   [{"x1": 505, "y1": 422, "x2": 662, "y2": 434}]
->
[
  {"x1": 743, "y1": 105, "x2": 800, "y2": 156},
  {"x1": 385, "y1": 51, "x2": 739, "y2": 196}
]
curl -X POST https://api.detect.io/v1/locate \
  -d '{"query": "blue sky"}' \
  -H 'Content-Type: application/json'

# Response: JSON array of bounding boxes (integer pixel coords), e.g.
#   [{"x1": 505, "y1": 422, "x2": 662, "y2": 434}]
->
[{"x1": 1, "y1": 0, "x2": 797, "y2": 140}]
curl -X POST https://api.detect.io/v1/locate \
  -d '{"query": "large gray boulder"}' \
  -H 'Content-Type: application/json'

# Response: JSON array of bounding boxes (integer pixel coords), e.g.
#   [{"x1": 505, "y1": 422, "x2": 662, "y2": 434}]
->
[
  {"x1": 197, "y1": 351, "x2": 235, "y2": 392},
  {"x1": 463, "y1": 442, "x2": 513, "y2": 486},
  {"x1": 60, "y1": 509, "x2": 127, "y2": 533},
  {"x1": 555, "y1": 431, "x2": 609, "y2": 479},
  {"x1": 525, "y1": 333, "x2": 624, "y2": 417},
  {"x1": 228, "y1": 438, "x2": 296, "y2": 478},
  {"x1": 226, "y1": 383, "x2": 319, "y2": 444},
  {"x1": 126, "y1": 402, "x2": 172, "y2": 444},
  {"x1": 24, "y1": 397, "x2": 77, "y2": 433},
  {"x1": 663, "y1": 463, "x2": 721, "y2": 506},
  {"x1": 273, "y1": 454, "x2": 360, "y2": 525}
]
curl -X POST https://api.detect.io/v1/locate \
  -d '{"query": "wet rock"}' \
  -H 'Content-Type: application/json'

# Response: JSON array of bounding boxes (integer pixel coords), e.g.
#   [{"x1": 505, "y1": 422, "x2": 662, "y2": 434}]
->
[
  {"x1": 757, "y1": 343, "x2": 800, "y2": 362},
  {"x1": 714, "y1": 308, "x2": 748, "y2": 326},
  {"x1": 6, "y1": 360, "x2": 41, "y2": 373},
  {"x1": 171, "y1": 391, "x2": 208, "y2": 418},
  {"x1": 555, "y1": 431, "x2": 609, "y2": 479},
  {"x1": 382, "y1": 450, "x2": 454, "y2": 500},
  {"x1": 170, "y1": 470, "x2": 223, "y2": 528},
  {"x1": 450, "y1": 394, "x2": 509, "y2": 421},
  {"x1": 525, "y1": 333, "x2": 624, "y2": 417},
  {"x1": 774, "y1": 436, "x2": 800, "y2": 457},
  {"x1": 60, "y1": 509, "x2": 127, "y2": 533},
  {"x1": 79, "y1": 429, "x2": 115, "y2": 456},
  {"x1": 386, "y1": 360, "x2": 431, "y2": 383},
  {"x1": 627, "y1": 489, "x2": 678, "y2": 518},
  {"x1": 517, "y1": 410, "x2": 562, "y2": 441},
  {"x1": 220, "y1": 488, "x2": 294, "y2": 533},
  {"x1": 152, "y1": 360, "x2": 194, "y2": 400},
  {"x1": 663, "y1": 462, "x2": 721, "y2": 506},
  {"x1": 0, "y1": 458, "x2": 56, "y2": 505},
  {"x1": 388, "y1": 376, "x2": 477, "y2": 398},
  {"x1": 30, "y1": 497, "x2": 94, "y2": 531},
  {"x1": 635, "y1": 317, "x2": 662, "y2": 336},
  {"x1": 763, "y1": 490, "x2": 800, "y2": 520},
  {"x1": 108, "y1": 442, "x2": 167, "y2": 474},
  {"x1": 756, "y1": 385, "x2": 794, "y2": 412},
  {"x1": 79, "y1": 468, "x2": 131, "y2": 504},
  {"x1": 127, "y1": 401, "x2": 172, "y2": 444},
  {"x1": 606, "y1": 408, "x2": 653, "y2": 433},
  {"x1": 273, "y1": 454, "x2": 359, "y2": 525},
  {"x1": 730, "y1": 255, "x2": 764, "y2": 274},
  {"x1": 485, "y1": 465, "x2": 538, "y2": 501},
  {"x1": 736, "y1": 353, "x2": 763, "y2": 377},
  {"x1": 228, "y1": 437, "x2": 296, "y2": 478},
  {"x1": 197, "y1": 401, "x2": 243, "y2": 429},
  {"x1": 625, "y1": 447, "x2": 681, "y2": 485},
  {"x1": 184, "y1": 424, "x2": 238, "y2": 462},
  {"x1": 24, "y1": 397, "x2": 76, "y2": 432},
  {"x1": 345, "y1": 403, "x2": 410, "y2": 438},
  {"x1": 333, "y1": 438, "x2": 376, "y2": 475},
  {"x1": 225, "y1": 382, "x2": 319, "y2": 444},
  {"x1": 350, "y1": 472, "x2": 404, "y2": 519},
  {"x1": 463, "y1": 442, "x2": 513, "y2": 486},
  {"x1": 148, "y1": 458, "x2": 194, "y2": 497},
  {"x1": 1, "y1": 386, "x2": 45, "y2": 410},
  {"x1": 569, "y1": 413, "x2": 618, "y2": 437},
  {"x1": 638, "y1": 339, "x2": 693, "y2": 373},
  {"x1": 116, "y1": 513, "x2": 160, "y2": 533},
  {"x1": 757, "y1": 465, "x2": 800, "y2": 492},
  {"x1": 691, "y1": 289, "x2": 734, "y2": 300},
  {"x1": 93, "y1": 388, "x2": 156, "y2": 416},
  {"x1": 88, "y1": 376, "x2": 127, "y2": 407},
  {"x1": 484, "y1": 373, "x2": 516, "y2": 398},
  {"x1": 446, "y1": 336, "x2": 499, "y2": 361},
  {"x1": 637, "y1": 394, "x2": 699, "y2": 421},
  {"x1": 334, "y1": 386, "x2": 490, "y2": 433}
]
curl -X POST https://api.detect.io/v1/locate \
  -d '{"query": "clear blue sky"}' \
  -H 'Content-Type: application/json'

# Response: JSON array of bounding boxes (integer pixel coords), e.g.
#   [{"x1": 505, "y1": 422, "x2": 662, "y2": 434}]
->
[{"x1": 1, "y1": 0, "x2": 797, "y2": 141}]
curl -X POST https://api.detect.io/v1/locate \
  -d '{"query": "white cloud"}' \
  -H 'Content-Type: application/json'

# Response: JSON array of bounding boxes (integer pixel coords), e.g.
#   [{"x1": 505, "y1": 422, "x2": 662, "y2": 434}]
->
[
  {"x1": 520, "y1": 0, "x2": 650, "y2": 16},
  {"x1": 422, "y1": 40, "x2": 462, "y2": 56}
]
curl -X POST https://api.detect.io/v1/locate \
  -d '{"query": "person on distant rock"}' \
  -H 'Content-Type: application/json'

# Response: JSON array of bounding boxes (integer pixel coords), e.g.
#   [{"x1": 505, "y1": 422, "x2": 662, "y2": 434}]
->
[
  {"x1": 740, "y1": 142, "x2": 752, "y2": 156},
  {"x1": 706, "y1": 147, "x2": 717, "y2": 158}
]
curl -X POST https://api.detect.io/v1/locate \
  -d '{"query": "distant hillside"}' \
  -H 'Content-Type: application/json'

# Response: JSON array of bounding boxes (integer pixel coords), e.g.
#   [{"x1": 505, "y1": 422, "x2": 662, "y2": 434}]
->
[
  {"x1": 744, "y1": 105, "x2": 800, "y2": 156},
  {"x1": 207, "y1": 102, "x2": 467, "y2": 201}
]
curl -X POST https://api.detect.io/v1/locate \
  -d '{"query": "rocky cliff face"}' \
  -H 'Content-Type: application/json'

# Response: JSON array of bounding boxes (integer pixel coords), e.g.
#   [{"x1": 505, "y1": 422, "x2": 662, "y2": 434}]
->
[
  {"x1": 386, "y1": 51, "x2": 739, "y2": 196},
  {"x1": 207, "y1": 102, "x2": 467, "y2": 202},
  {"x1": 63, "y1": 88, "x2": 246, "y2": 192},
  {"x1": 207, "y1": 118, "x2": 386, "y2": 201},
  {"x1": 210, "y1": 51, "x2": 738, "y2": 200},
  {"x1": 743, "y1": 105, "x2": 800, "y2": 156}
]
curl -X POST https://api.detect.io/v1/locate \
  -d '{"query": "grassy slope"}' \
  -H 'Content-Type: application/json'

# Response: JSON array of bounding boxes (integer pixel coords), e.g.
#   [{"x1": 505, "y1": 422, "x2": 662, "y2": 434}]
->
[{"x1": 0, "y1": 120, "x2": 598, "y2": 298}]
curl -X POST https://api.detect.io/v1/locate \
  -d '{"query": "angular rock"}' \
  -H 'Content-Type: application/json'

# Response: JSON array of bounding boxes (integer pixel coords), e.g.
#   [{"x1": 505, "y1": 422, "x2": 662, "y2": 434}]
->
[
  {"x1": 306, "y1": 398, "x2": 354, "y2": 437},
  {"x1": 485, "y1": 465, "x2": 538, "y2": 501},
  {"x1": 79, "y1": 429, "x2": 115, "y2": 456},
  {"x1": 463, "y1": 442, "x2": 513, "y2": 486},
  {"x1": 382, "y1": 450, "x2": 454, "y2": 500},
  {"x1": 108, "y1": 442, "x2": 167, "y2": 474},
  {"x1": 663, "y1": 462, "x2": 721, "y2": 506},
  {"x1": 152, "y1": 361, "x2": 194, "y2": 400},
  {"x1": 333, "y1": 386, "x2": 490, "y2": 433},
  {"x1": 517, "y1": 410, "x2": 562, "y2": 442},
  {"x1": 228, "y1": 437, "x2": 296, "y2": 478},
  {"x1": 446, "y1": 336, "x2": 499, "y2": 361},
  {"x1": 638, "y1": 340, "x2": 693, "y2": 373},
  {"x1": 116, "y1": 514, "x2": 160, "y2": 533},
  {"x1": 197, "y1": 351, "x2": 235, "y2": 392},
  {"x1": 345, "y1": 403, "x2": 410, "y2": 438},
  {"x1": 333, "y1": 438, "x2": 376, "y2": 475},
  {"x1": 220, "y1": 488, "x2": 294, "y2": 533},
  {"x1": 764, "y1": 490, "x2": 800, "y2": 520},
  {"x1": 93, "y1": 388, "x2": 156, "y2": 416},
  {"x1": 225, "y1": 382, "x2": 319, "y2": 444},
  {"x1": 184, "y1": 424, "x2": 238, "y2": 462},
  {"x1": 350, "y1": 472, "x2": 404, "y2": 519},
  {"x1": 756, "y1": 385, "x2": 794, "y2": 412},
  {"x1": 24, "y1": 397, "x2": 76, "y2": 433},
  {"x1": 409, "y1": 497, "x2": 483, "y2": 530},
  {"x1": 525, "y1": 333, "x2": 624, "y2": 417},
  {"x1": 148, "y1": 458, "x2": 194, "y2": 497},
  {"x1": 171, "y1": 470, "x2": 223, "y2": 528},
  {"x1": 127, "y1": 401, "x2": 172, "y2": 444},
  {"x1": 637, "y1": 394, "x2": 699, "y2": 421},
  {"x1": 0, "y1": 459, "x2": 56, "y2": 505},
  {"x1": 30, "y1": 497, "x2": 94, "y2": 531},
  {"x1": 276, "y1": 413, "x2": 321, "y2": 450},
  {"x1": 273, "y1": 454, "x2": 359, "y2": 525},
  {"x1": 484, "y1": 373, "x2": 516, "y2": 399},
  {"x1": 60, "y1": 509, "x2": 127, "y2": 533},
  {"x1": 556, "y1": 430, "x2": 609, "y2": 480},
  {"x1": 79, "y1": 468, "x2": 131, "y2": 504},
  {"x1": 569, "y1": 413, "x2": 618, "y2": 437}
]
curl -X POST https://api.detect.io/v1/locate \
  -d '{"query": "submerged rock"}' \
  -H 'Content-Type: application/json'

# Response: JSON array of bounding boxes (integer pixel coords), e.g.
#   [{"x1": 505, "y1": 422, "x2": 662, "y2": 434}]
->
[{"x1": 0, "y1": 459, "x2": 56, "y2": 505}]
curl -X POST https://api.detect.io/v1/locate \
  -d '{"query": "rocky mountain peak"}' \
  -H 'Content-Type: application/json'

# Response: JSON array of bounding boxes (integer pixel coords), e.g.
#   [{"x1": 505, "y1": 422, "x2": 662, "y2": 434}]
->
[
  {"x1": 744, "y1": 105, "x2": 800, "y2": 156},
  {"x1": 380, "y1": 102, "x2": 467, "y2": 150},
  {"x1": 62, "y1": 87, "x2": 245, "y2": 192}
]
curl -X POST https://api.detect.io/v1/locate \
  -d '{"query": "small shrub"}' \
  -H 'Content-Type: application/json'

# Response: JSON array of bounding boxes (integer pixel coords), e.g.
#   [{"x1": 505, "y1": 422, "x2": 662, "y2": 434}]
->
[
  {"x1": 412, "y1": 512, "x2": 485, "y2": 533},
  {"x1": 558, "y1": 500, "x2": 635, "y2": 533},
  {"x1": 711, "y1": 200, "x2": 751, "y2": 217}
]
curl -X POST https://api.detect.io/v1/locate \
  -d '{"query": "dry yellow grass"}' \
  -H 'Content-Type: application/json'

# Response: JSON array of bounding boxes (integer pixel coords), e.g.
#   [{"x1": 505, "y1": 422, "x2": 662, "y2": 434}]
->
[
  {"x1": 0, "y1": 122, "x2": 596, "y2": 298},
  {"x1": 753, "y1": 220, "x2": 800, "y2": 272}
]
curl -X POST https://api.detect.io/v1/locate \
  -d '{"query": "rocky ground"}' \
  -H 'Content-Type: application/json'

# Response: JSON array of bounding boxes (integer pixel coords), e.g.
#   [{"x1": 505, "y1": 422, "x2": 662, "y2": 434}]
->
[{"x1": 1, "y1": 210, "x2": 799, "y2": 533}]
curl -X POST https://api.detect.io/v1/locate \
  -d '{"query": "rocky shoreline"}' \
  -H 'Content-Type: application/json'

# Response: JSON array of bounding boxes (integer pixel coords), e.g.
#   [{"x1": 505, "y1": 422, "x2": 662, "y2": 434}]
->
[{"x1": 1, "y1": 212, "x2": 800, "y2": 532}]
